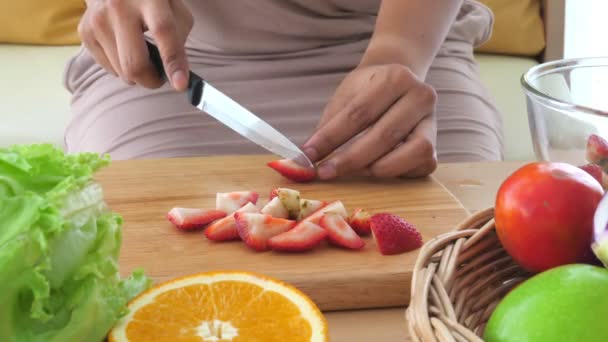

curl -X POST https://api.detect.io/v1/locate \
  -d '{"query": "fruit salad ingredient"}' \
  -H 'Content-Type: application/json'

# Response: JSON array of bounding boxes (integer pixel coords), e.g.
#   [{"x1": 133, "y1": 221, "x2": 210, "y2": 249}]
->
[
  {"x1": 261, "y1": 196, "x2": 290, "y2": 219},
  {"x1": 319, "y1": 213, "x2": 365, "y2": 250},
  {"x1": 0, "y1": 144, "x2": 150, "y2": 342},
  {"x1": 179, "y1": 188, "x2": 416, "y2": 256},
  {"x1": 495, "y1": 162, "x2": 604, "y2": 272},
  {"x1": 269, "y1": 188, "x2": 280, "y2": 200},
  {"x1": 167, "y1": 208, "x2": 227, "y2": 230},
  {"x1": 205, "y1": 202, "x2": 260, "y2": 241},
  {"x1": 216, "y1": 191, "x2": 259, "y2": 214},
  {"x1": 235, "y1": 213, "x2": 296, "y2": 251},
  {"x1": 587, "y1": 134, "x2": 608, "y2": 169},
  {"x1": 303, "y1": 201, "x2": 348, "y2": 225},
  {"x1": 268, "y1": 158, "x2": 317, "y2": 183},
  {"x1": 579, "y1": 163, "x2": 604, "y2": 186},
  {"x1": 348, "y1": 209, "x2": 372, "y2": 235},
  {"x1": 276, "y1": 187, "x2": 301, "y2": 219},
  {"x1": 108, "y1": 271, "x2": 328, "y2": 342},
  {"x1": 370, "y1": 213, "x2": 423, "y2": 255},
  {"x1": 298, "y1": 199, "x2": 327, "y2": 221},
  {"x1": 484, "y1": 264, "x2": 608, "y2": 342},
  {"x1": 269, "y1": 221, "x2": 328, "y2": 252}
]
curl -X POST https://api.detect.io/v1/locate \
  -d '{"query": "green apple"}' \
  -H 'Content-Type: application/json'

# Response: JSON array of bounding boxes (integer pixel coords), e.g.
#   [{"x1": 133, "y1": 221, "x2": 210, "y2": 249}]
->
[{"x1": 484, "y1": 264, "x2": 608, "y2": 342}]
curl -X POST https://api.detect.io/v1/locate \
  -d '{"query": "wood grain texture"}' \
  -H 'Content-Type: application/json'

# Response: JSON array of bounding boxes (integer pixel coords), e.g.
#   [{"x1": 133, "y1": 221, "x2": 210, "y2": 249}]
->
[{"x1": 95, "y1": 155, "x2": 468, "y2": 311}]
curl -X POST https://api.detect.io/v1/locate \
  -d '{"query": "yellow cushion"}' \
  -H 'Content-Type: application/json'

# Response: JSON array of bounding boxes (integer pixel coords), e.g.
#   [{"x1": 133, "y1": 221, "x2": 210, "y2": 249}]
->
[
  {"x1": 476, "y1": 0, "x2": 546, "y2": 56},
  {"x1": 0, "y1": 1, "x2": 85, "y2": 45}
]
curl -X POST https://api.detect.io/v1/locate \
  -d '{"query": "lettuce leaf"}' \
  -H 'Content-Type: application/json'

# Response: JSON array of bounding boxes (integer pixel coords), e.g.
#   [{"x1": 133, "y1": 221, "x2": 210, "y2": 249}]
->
[{"x1": 0, "y1": 144, "x2": 150, "y2": 342}]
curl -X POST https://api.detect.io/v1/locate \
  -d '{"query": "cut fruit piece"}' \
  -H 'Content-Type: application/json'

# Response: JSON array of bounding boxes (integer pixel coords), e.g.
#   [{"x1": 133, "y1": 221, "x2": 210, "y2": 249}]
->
[
  {"x1": 205, "y1": 202, "x2": 259, "y2": 242},
  {"x1": 303, "y1": 201, "x2": 348, "y2": 225},
  {"x1": 348, "y1": 209, "x2": 372, "y2": 235},
  {"x1": 587, "y1": 134, "x2": 608, "y2": 168},
  {"x1": 238, "y1": 201, "x2": 260, "y2": 213},
  {"x1": 319, "y1": 213, "x2": 365, "y2": 250},
  {"x1": 269, "y1": 221, "x2": 328, "y2": 252},
  {"x1": 269, "y1": 188, "x2": 280, "y2": 200},
  {"x1": 235, "y1": 213, "x2": 297, "y2": 251},
  {"x1": 216, "y1": 191, "x2": 259, "y2": 214},
  {"x1": 580, "y1": 163, "x2": 604, "y2": 185},
  {"x1": 268, "y1": 159, "x2": 317, "y2": 183},
  {"x1": 277, "y1": 188, "x2": 301, "y2": 219},
  {"x1": 580, "y1": 163, "x2": 603, "y2": 184},
  {"x1": 108, "y1": 271, "x2": 328, "y2": 342},
  {"x1": 580, "y1": 163, "x2": 607, "y2": 189},
  {"x1": 167, "y1": 208, "x2": 227, "y2": 230},
  {"x1": 370, "y1": 213, "x2": 423, "y2": 255},
  {"x1": 261, "y1": 196, "x2": 289, "y2": 219},
  {"x1": 298, "y1": 199, "x2": 327, "y2": 221}
]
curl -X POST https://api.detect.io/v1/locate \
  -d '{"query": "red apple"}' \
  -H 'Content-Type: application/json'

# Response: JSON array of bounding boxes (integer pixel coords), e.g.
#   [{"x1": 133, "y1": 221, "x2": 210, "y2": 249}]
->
[{"x1": 495, "y1": 162, "x2": 604, "y2": 273}]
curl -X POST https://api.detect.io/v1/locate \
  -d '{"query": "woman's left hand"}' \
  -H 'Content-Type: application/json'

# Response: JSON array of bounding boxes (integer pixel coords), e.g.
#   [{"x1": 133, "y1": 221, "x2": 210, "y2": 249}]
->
[{"x1": 302, "y1": 63, "x2": 438, "y2": 180}]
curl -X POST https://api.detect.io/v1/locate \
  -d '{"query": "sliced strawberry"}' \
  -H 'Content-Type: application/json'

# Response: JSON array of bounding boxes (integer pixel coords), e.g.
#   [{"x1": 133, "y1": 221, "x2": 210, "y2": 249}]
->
[
  {"x1": 269, "y1": 221, "x2": 328, "y2": 252},
  {"x1": 269, "y1": 188, "x2": 280, "y2": 200},
  {"x1": 216, "y1": 191, "x2": 259, "y2": 214},
  {"x1": 587, "y1": 134, "x2": 608, "y2": 167},
  {"x1": 276, "y1": 188, "x2": 301, "y2": 219},
  {"x1": 235, "y1": 212, "x2": 296, "y2": 251},
  {"x1": 205, "y1": 203, "x2": 259, "y2": 241},
  {"x1": 297, "y1": 199, "x2": 327, "y2": 221},
  {"x1": 580, "y1": 163, "x2": 604, "y2": 185},
  {"x1": 260, "y1": 197, "x2": 289, "y2": 219},
  {"x1": 167, "y1": 208, "x2": 227, "y2": 231},
  {"x1": 319, "y1": 213, "x2": 365, "y2": 250},
  {"x1": 303, "y1": 200, "x2": 348, "y2": 225},
  {"x1": 239, "y1": 202, "x2": 261, "y2": 213},
  {"x1": 204, "y1": 217, "x2": 239, "y2": 241},
  {"x1": 267, "y1": 159, "x2": 316, "y2": 183},
  {"x1": 348, "y1": 208, "x2": 372, "y2": 235},
  {"x1": 370, "y1": 213, "x2": 423, "y2": 255}
]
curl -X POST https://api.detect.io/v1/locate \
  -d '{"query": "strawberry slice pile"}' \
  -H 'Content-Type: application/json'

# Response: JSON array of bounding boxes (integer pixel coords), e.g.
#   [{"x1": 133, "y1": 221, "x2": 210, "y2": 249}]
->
[{"x1": 166, "y1": 188, "x2": 424, "y2": 255}]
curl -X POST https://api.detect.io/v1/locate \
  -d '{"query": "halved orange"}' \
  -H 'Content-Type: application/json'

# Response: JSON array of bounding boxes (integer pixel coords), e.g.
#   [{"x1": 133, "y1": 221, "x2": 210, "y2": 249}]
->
[{"x1": 109, "y1": 271, "x2": 328, "y2": 342}]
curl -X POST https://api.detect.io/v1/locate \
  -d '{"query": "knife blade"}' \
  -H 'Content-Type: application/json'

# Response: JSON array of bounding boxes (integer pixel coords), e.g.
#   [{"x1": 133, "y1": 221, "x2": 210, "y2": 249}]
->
[{"x1": 145, "y1": 41, "x2": 314, "y2": 168}]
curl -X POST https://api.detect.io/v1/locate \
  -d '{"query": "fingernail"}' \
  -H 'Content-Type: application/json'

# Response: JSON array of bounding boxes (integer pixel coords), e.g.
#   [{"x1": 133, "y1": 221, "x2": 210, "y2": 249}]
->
[
  {"x1": 317, "y1": 161, "x2": 337, "y2": 180},
  {"x1": 304, "y1": 147, "x2": 318, "y2": 162},
  {"x1": 171, "y1": 70, "x2": 187, "y2": 90}
]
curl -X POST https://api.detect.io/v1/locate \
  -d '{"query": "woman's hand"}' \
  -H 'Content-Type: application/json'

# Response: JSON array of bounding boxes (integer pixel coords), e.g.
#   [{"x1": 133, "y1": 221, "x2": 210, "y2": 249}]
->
[
  {"x1": 78, "y1": 0, "x2": 193, "y2": 90},
  {"x1": 303, "y1": 64, "x2": 438, "y2": 180},
  {"x1": 301, "y1": 0, "x2": 462, "y2": 180}
]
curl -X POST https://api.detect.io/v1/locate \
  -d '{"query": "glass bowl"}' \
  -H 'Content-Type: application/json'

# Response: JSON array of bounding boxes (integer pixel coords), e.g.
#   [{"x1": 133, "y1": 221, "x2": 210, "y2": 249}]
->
[{"x1": 522, "y1": 57, "x2": 608, "y2": 165}]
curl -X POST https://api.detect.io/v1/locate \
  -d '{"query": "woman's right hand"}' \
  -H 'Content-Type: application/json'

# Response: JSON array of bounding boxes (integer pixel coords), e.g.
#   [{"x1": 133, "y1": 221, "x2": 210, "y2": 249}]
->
[{"x1": 78, "y1": 0, "x2": 193, "y2": 91}]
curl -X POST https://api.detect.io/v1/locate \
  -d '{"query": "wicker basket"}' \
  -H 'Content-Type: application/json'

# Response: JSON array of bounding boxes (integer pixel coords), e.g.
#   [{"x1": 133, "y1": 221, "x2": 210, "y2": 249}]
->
[{"x1": 406, "y1": 208, "x2": 532, "y2": 341}]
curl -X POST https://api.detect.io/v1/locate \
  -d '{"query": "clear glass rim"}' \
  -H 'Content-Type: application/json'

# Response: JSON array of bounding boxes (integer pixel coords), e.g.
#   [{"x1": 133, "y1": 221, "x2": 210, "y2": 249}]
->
[{"x1": 520, "y1": 56, "x2": 608, "y2": 118}]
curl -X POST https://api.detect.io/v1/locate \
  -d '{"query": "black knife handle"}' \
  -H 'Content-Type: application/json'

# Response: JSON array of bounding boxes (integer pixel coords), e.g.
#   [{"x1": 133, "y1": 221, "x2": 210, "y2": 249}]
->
[
  {"x1": 145, "y1": 40, "x2": 167, "y2": 82},
  {"x1": 145, "y1": 40, "x2": 203, "y2": 106}
]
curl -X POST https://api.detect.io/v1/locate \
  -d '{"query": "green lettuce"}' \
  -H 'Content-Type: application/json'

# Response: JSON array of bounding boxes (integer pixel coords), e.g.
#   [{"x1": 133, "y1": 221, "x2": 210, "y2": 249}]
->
[{"x1": 0, "y1": 144, "x2": 151, "y2": 342}]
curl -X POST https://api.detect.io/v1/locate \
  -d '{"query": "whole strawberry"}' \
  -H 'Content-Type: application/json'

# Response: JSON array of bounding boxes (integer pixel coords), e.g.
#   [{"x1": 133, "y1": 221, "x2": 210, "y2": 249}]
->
[{"x1": 370, "y1": 213, "x2": 423, "y2": 255}]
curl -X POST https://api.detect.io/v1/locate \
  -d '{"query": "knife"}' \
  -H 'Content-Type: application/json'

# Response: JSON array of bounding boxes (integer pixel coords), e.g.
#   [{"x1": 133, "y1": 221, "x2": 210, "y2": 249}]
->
[{"x1": 145, "y1": 41, "x2": 314, "y2": 168}]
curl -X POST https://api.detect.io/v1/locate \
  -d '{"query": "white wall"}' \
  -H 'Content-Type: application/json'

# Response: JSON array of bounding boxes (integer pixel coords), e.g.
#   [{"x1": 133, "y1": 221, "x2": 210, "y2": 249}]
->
[{"x1": 564, "y1": 0, "x2": 608, "y2": 58}]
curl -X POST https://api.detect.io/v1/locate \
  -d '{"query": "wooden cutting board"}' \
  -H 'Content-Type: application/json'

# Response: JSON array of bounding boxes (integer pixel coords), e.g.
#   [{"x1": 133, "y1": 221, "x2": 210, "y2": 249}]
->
[{"x1": 95, "y1": 155, "x2": 468, "y2": 311}]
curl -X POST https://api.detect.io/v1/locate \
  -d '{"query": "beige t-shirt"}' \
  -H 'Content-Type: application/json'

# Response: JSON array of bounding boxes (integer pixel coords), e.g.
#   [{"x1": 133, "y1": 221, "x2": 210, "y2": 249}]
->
[{"x1": 186, "y1": 0, "x2": 380, "y2": 54}]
